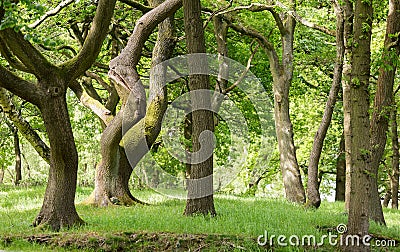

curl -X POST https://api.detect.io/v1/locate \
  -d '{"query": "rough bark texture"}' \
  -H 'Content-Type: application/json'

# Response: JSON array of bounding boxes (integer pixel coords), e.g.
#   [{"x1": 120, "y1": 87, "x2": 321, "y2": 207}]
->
[
  {"x1": 34, "y1": 78, "x2": 84, "y2": 230},
  {"x1": 85, "y1": 0, "x2": 178, "y2": 206},
  {"x1": 183, "y1": 0, "x2": 216, "y2": 216},
  {"x1": 0, "y1": 0, "x2": 116, "y2": 230},
  {"x1": 306, "y1": 1, "x2": 344, "y2": 208},
  {"x1": 368, "y1": 0, "x2": 400, "y2": 225},
  {"x1": 335, "y1": 134, "x2": 346, "y2": 201},
  {"x1": 344, "y1": 0, "x2": 373, "y2": 250},
  {"x1": 391, "y1": 104, "x2": 399, "y2": 209}
]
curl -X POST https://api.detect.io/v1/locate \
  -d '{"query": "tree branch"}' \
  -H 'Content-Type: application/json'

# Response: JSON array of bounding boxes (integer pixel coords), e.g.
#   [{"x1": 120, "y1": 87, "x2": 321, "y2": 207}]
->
[
  {"x1": 70, "y1": 81, "x2": 114, "y2": 126},
  {"x1": 119, "y1": 0, "x2": 153, "y2": 13},
  {"x1": 29, "y1": 0, "x2": 75, "y2": 29},
  {"x1": 0, "y1": 66, "x2": 41, "y2": 106},
  {"x1": 0, "y1": 88, "x2": 50, "y2": 163},
  {"x1": 61, "y1": 0, "x2": 117, "y2": 83},
  {"x1": 224, "y1": 44, "x2": 259, "y2": 94},
  {"x1": 0, "y1": 29, "x2": 55, "y2": 77},
  {"x1": 0, "y1": 39, "x2": 31, "y2": 73}
]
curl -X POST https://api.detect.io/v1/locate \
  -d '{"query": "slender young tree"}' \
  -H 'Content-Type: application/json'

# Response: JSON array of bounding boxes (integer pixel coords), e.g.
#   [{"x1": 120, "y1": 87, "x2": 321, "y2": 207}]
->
[{"x1": 306, "y1": 0, "x2": 345, "y2": 208}]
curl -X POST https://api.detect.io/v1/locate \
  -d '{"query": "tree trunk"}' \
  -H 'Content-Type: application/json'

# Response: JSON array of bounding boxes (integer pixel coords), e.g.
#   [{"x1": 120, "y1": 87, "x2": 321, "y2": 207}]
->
[
  {"x1": 306, "y1": 2, "x2": 344, "y2": 208},
  {"x1": 85, "y1": 0, "x2": 176, "y2": 206},
  {"x1": 183, "y1": 0, "x2": 216, "y2": 216},
  {"x1": 343, "y1": 0, "x2": 373, "y2": 250},
  {"x1": 13, "y1": 128, "x2": 22, "y2": 185},
  {"x1": 0, "y1": 168, "x2": 4, "y2": 184},
  {"x1": 33, "y1": 88, "x2": 84, "y2": 230},
  {"x1": 335, "y1": 133, "x2": 346, "y2": 201},
  {"x1": 368, "y1": 0, "x2": 400, "y2": 225},
  {"x1": 382, "y1": 188, "x2": 391, "y2": 208},
  {"x1": 391, "y1": 103, "x2": 399, "y2": 209},
  {"x1": 341, "y1": 0, "x2": 354, "y2": 212}
]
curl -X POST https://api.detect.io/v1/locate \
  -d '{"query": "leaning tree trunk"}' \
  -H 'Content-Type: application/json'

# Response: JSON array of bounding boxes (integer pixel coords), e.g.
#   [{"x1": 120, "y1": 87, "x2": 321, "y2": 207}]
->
[
  {"x1": 391, "y1": 103, "x2": 399, "y2": 209},
  {"x1": 33, "y1": 87, "x2": 84, "y2": 230},
  {"x1": 183, "y1": 0, "x2": 216, "y2": 216},
  {"x1": 306, "y1": 2, "x2": 344, "y2": 208},
  {"x1": 343, "y1": 0, "x2": 373, "y2": 250},
  {"x1": 273, "y1": 23, "x2": 306, "y2": 204}
]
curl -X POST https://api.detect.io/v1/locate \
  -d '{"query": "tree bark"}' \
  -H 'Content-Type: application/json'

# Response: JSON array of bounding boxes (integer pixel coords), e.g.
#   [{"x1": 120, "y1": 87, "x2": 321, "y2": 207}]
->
[
  {"x1": 13, "y1": 127, "x2": 21, "y2": 185},
  {"x1": 342, "y1": 0, "x2": 354, "y2": 212},
  {"x1": 306, "y1": 1, "x2": 344, "y2": 208},
  {"x1": 344, "y1": 0, "x2": 373, "y2": 250},
  {"x1": 183, "y1": 0, "x2": 216, "y2": 216},
  {"x1": 368, "y1": 0, "x2": 400, "y2": 225},
  {"x1": 33, "y1": 83, "x2": 84, "y2": 230},
  {"x1": 391, "y1": 103, "x2": 399, "y2": 209},
  {"x1": 85, "y1": 0, "x2": 178, "y2": 206},
  {"x1": 335, "y1": 133, "x2": 346, "y2": 201}
]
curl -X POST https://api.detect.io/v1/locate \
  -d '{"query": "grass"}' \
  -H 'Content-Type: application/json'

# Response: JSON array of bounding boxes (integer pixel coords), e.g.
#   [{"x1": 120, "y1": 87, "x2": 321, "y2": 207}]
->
[{"x1": 0, "y1": 184, "x2": 399, "y2": 251}]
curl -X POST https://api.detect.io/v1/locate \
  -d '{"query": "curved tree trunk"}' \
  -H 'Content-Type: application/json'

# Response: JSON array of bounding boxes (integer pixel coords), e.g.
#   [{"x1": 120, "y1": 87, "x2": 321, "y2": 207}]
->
[
  {"x1": 306, "y1": 2, "x2": 344, "y2": 208},
  {"x1": 33, "y1": 90, "x2": 84, "y2": 230},
  {"x1": 84, "y1": 0, "x2": 177, "y2": 207}
]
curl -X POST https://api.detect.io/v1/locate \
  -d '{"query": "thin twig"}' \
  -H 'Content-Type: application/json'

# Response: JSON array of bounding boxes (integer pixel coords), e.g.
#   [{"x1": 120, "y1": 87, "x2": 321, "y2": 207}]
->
[{"x1": 29, "y1": 0, "x2": 75, "y2": 29}]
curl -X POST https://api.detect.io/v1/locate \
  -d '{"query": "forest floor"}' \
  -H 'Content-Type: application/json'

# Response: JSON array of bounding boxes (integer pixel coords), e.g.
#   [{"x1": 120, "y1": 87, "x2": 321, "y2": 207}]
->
[{"x1": 0, "y1": 185, "x2": 399, "y2": 251}]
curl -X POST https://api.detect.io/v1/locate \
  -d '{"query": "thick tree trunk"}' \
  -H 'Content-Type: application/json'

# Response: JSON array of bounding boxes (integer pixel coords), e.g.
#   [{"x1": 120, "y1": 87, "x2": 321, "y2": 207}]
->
[
  {"x1": 391, "y1": 104, "x2": 399, "y2": 209},
  {"x1": 33, "y1": 89, "x2": 83, "y2": 230},
  {"x1": 306, "y1": 2, "x2": 344, "y2": 208},
  {"x1": 183, "y1": 0, "x2": 216, "y2": 216},
  {"x1": 85, "y1": 0, "x2": 176, "y2": 206},
  {"x1": 13, "y1": 128, "x2": 22, "y2": 185},
  {"x1": 343, "y1": 0, "x2": 373, "y2": 250},
  {"x1": 335, "y1": 133, "x2": 346, "y2": 201},
  {"x1": 368, "y1": 0, "x2": 400, "y2": 225}
]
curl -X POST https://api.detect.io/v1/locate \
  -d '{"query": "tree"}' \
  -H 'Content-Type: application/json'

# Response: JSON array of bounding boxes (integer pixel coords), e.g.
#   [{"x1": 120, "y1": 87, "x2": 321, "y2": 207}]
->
[
  {"x1": 368, "y1": 0, "x2": 400, "y2": 225},
  {"x1": 83, "y1": 0, "x2": 181, "y2": 206},
  {"x1": 217, "y1": 1, "x2": 306, "y2": 204},
  {"x1": 306, "y1": 0, "x2": 345, "y2": 208},
  {"x1": 0, "y1": 0, "x2": 116, "y2": 230},
  {"x1": 344, "y1": 0, "x2": 373, "y2": 250},
  {"x1": 390, "y1": 93, "x2": 399, "y2": 209},
  {"x1": 182, "y1": 0, "x2": 216, "y2": 216}
]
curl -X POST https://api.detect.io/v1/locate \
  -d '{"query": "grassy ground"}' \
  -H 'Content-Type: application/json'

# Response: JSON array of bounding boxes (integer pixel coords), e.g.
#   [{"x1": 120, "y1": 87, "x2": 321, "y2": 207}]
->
[{"x1": 0, "y1": 185, "x2": 399, "y2": 251}]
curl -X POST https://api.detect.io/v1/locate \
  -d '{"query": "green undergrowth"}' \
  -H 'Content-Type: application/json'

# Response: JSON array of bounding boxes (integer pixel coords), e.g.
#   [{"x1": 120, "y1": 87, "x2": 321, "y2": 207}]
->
[{"x1": 0, "y1": 185, "x2": 399, "y2": 251}]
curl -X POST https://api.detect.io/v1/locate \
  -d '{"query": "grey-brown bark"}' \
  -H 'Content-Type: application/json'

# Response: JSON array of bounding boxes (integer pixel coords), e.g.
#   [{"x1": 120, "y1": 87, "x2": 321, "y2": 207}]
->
[
  {"x1": 183, "y1": 0, "x2": 216, "y2": 216},
  {"x1": 13, "y1": 127, "x2": 21, "y2": 185},
  {"x1": 342, "y1": 0, "x2": 354, "y2": 212},
  {"x1": 335, "y1": 133, "x2": 346, "y2": 201},
  {"x1": 344, "y1": 0, "x2": 373, "y2": 250},
  {"x1": 391, "y1": 102, "x2": 399, "y2": 209},
  {"x1": 219, "y1": 3, "x2": 306, "y2": 204},
  {"x1": 0, "y1": 0, "x2": 116, "y2": 230},
  {"x1": 368, "y1": 0, "x2": 400, "y2": 225},
  {"x1": 306, "y1": 1, "x2": 345, "y2": 208},
  {"x1": 84, "y1": 0, "x2": 179, "y2": 206}
]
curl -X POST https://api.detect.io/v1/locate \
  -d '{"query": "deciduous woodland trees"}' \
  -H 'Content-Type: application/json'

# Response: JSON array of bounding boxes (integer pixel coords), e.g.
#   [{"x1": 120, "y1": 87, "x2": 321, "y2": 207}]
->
[{"x1": 0, "y1": 0, "x2": 399, "y2": 241}]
